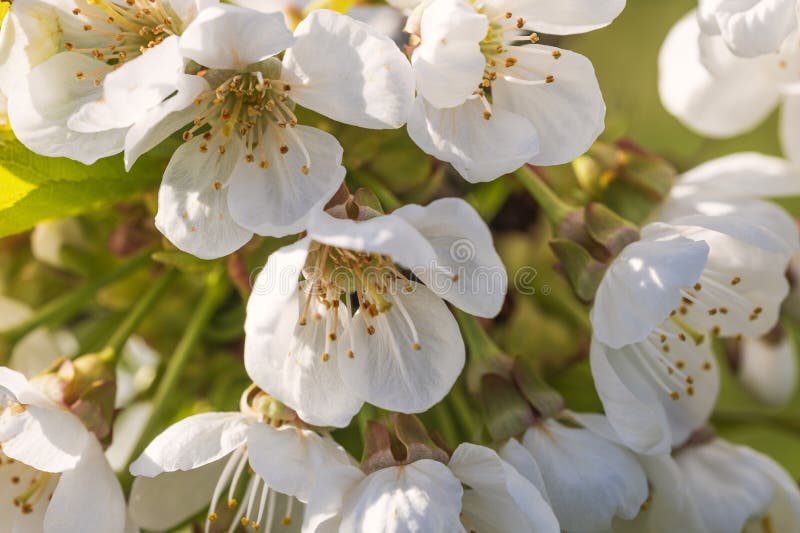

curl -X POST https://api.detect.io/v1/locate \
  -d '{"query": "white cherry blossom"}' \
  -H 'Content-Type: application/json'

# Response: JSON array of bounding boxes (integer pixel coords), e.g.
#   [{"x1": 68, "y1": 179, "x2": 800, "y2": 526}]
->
[
  {"x1": 499, "y1": 416, "x2": 648, "y2": 533},
  {"x1": 129, "y1": 393, "x2": 350, "y2": 532},
  {"x1": 0, "y1": 367, "x2": 126, "y2": 533},
  {"x1": 405, "y1": 0, "x2": 623, "y2": 182},
  {"x1": 673, "y1": 436, "x2": 800, "y2": 533},
  {"x1": 245, "y1": 198, "x2": 506, "y2": 427},
  {"x1": 590, "y1": 213, "x2": 796, "y2": 454},
  {"x1": 136, "y1": 5, "x2": 414, "y2": 259},
  {"x1": 304, "y1": 442, "x2": 559, "y2": 532},
  {"x1": 2, "y1": 0, "x2": 211, "y2": 164},
  {"x1": 658, "y1": 8, "x2": 800, "y2": 161}
]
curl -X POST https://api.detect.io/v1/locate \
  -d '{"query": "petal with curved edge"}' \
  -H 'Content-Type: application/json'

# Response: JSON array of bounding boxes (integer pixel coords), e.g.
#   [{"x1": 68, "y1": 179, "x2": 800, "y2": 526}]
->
[
  {"x1": 340, "y1": 461, "x2": 464, "y2": 532},
  {"x1": 781, "y1": 94, "x2": 800, "y2": 164},
  {"x1": 393, "y1": 198, "x2": 508, "y2": 317},
  {"x1": 179, "y1": 4, "x2": 294, "y2": 69},
  {"x1": 306, "y1": 210, "x2": 438, "y2": 273},
  {"x1": 522, "y1": 420, "x2": 648, "y2": 532},
  {"x1": 492, "y1": 45, "x2": 604, "y2": 166},
  {"x1": 124, "y1": 75, "x2": 210, "y2": 171},
  {"x1": 449, "y1": 443, "x2": 559, "y2": 533},
  {"x1": 0, "y1": 362, "x2": 54, "y2": 406},
  {"x1": 129, "y1": 459, "x2": 226, "y2": 531},
  {"x1": 591, "y1": 322, "x2": 720, "y2": 454},
  {"x1": 129, "y1": 412, "x2": 251, "y2": 477},
  {"x1": 247, "y1": 424, "x2": 351, "y2": 502},
  {"x1": 67, "y1": 36, "x2": 184, "y2": 133},
  {"x1": 245, "y1": 290, "x2": 364, "y2": 428},
  {"x1": 667, "y1": 217, "x2": 793, "y2": 338},
  {"x1": 339, "y1": 282, "x2": 464, "y2": 413},
  {"x1": 106, "y1": 401, "x2": 153, "y2": 472},
  {"x1": 740, "y1": 445, "x2": 800, "y2": 532},
  {"x1": 739, "y1": 335, "x2": 797, "y2": 407},
  {"x1": 410, "y1": 0, "x2": 487, "y2": 109},
  {"x1": 658, "y1": 11, "x2": 780, "y2": 138},
  {"x1": 155, "y1": 134, "x2": 253, "y2": 260},
  {"x1": 667, "y1": 152, "x2": 800, "y2": 204},
  {"x1": 700, "y1": 0, "x2": 796, "y2": 57},
  {"x1": 302, "y1": 464, "x2": 365, "y2": 532},
  {"x1": 591, "y1": 225, "x2": 709, "y2": 348},
  {"x1": 45, "y1": 439, "x2": 126, "y2": 533},
  {"x1": 8, "y1": 52, "x2": 127, "y2": 164},
  {"x1": 0, "y1": 404, "x2": 90, "y2": 473},
  {"x1": 227, "y1": 124, "x2": 345, "y2": 237},
  {"x1": 675, "y1": 439, "x2": 777, "y2": 533},
  {"x1": 612, "y1": 455, "x2": 707, "y2": 532},
  {"x1": 497, "y1": 438, "x2": 549, "y2": 499},
  {"x1": 283, "y1": 9, "x2": 414, "y2": 128},
  {"x1": 407, "y1": 96, "x2": 539, "y2": 183},
  {"x1": 487, "y1": 0, "x2": 625, "y2": 35}
]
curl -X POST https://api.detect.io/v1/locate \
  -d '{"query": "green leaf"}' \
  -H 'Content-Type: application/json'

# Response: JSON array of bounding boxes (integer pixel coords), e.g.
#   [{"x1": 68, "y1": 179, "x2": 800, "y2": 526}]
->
[{"x1": 0, "y1": 131, "x2": 175, "y2": 238}]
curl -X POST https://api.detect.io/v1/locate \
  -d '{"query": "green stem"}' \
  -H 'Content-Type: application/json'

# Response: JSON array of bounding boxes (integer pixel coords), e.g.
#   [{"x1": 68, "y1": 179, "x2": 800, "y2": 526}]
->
[
  {"x1": 126, "y1": 267, "x2": 229, "y2": 474},
  {"x1": 0, "y1": 249, "x2": 152, "y2": 363},
  {"x1": 101, "y1": 268, "x2": 178, "y2": 364},
  {"x1": 514, "y1": 166, "x2": 575, "y2": 227},
  {"x1": 431, "y1": 402, "x2": 459, "y2": 448},
  {"x1": 448, "y1": 383, "x2": 480, "y2": 441},
  {"x1": 350, "y1": 170, "x2": 402, "y2": 211}
]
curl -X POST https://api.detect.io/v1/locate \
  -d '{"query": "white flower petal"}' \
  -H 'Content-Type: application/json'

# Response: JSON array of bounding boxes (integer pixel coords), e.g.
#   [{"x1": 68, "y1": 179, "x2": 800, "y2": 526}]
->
[
  {"x1": 0, "y1": 451, "x2": 52, "y2": 530},
  {"x1": 8, "y1": 52, "x2": 127, "y2": 164},
  {"x1": 667, "y1": 152, "x2": 800, "y2": 204},
  {"x1": 449, "y1": 443, "x2": 559, "y2": 533},
  {"x1": 612, "y1": 455, "x2": 707, "y2": 532},
  {"x1": 128, "y1": 459, "x2": 226, "y2": 532},
  {"x1": 658, "y1": 11, "x2": 780, "y2": 138},
  {"x1": 227, "y1": 124, "x2": 345, "y2": 237},
  {"x1": 340, "y1": 460, "x2": 464, "y2": 532},
  {"x1": 489, "y1": 0, "x2": 625, "y2": 34},
  {"x1": 739, "y1": 335, "x2": 797, "y2": 407},
  {"x1": 106, "y1": 401, "x2": 152, "y2": 472},
  {"x1": 522, "y1": 420, "x2": 648, "y2": 532},
  {"x1": 129, "y1": 412, "x2": 251, "y2": 477},
  {"x1": 591, "y1": 225, "x2": 709, "y2": 348},
  {"x1": 740, "y1": 445, "x2": 800, "y2": 532},
  {"x1": 124, "y1": 74, "x2": 210, "y2": 170},
  {"x1": 247, "y1": 424, "x2": 351, "y2": 502},
  {"x1": 179, "y1": 4, "x2": 294, "y2": 69},
  {"x1": 306, "y1": 210, "x2": 438, "y2": 272},
  {"x1": 591, "y1": 323, "x2": 720, "y2": 454},
  {"x1": 393, "y1": 198, "x2": 507, "y2": 317},
  {"x1": 667, "y1": 217, "x2": 793, "y2": 338},
  {"x1": 155, "y1": 134, "x2": 253, "y2": 260},
  {"x1": 0, "y1": 0, "x2": 61, "y2": 96},
  {"x1": 303, "y1": 464, "x2": 365, "y2": 533},
  {"x1": 45, "y1": 439, "x2": 126, "y2": 533},
  {"x1": 338, "y1": 282, "x2": 464, "y2": 413},
  {"x1": 0, "y1": 404, "x2": 90, "y2": 473},
  {"x1": 497, "y1": 438, "x2": 549, "y2": 499},
  {"x1": 675, "y1": 439, "x2": 777, "y2": 533},
  {"x1": 406, "y1": 96, "x2": 539, "y2": 183},
  {"x1": 411, "y1": 0, "x2": 487, "y2": 109},
  {"x1": 245, "y1": 290, "x2": 364, "y2": 428},
  {"x1": 67, "y1": 36, "x2": 184, "y2": 133},
  {"x1": 699, "y1": 0, "x2": 796, "y2": 57},
  {"x1": 283, "y1": 9, "x2": 414, "y2": 128},
  {"x1": 493, "y1": 45, "x2": 605, "y2": 166}
]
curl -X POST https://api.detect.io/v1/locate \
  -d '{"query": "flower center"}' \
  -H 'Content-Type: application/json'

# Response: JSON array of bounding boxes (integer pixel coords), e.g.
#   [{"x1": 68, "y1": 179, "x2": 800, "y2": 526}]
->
[
  {"x1": 205, "y1": 446, "x2": 297, "y2": 533},
  {"x1": 1, "y1": 453, "x2": 58, "y2": 517},
  {"x1": 298, "y1": 243, "x2": 422, "y2": 362},
  {"x1": 184, "y1": 64, "x2": 312, "y2": 176},
  {"x1": 472, "y1": 9, "x2": 557, "y2": 120},
  {"x1": 66, "y1": 0, "x2": 177, "y2": 85}
]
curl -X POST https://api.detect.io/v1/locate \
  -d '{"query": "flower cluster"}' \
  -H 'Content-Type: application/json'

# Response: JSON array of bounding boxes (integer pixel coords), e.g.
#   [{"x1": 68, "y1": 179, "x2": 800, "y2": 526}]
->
[{"x1": 2, "y1": 0, "x2": 800, "y2": 532}]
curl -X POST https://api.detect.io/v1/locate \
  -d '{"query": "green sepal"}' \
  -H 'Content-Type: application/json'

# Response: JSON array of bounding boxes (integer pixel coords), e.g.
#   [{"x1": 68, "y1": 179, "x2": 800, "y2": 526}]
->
[
  {"x1": 393, "y1": 413, "x2": 449, "y2": 464},
  {"x1": 479, "y1": 373, "x2": 536, "y2": 442},
  {"x1": 549, "y1": 239, "x2": 608, "y2": 303},
  {"x1": 583, "y1": 202, "x2": 640, "y2": 257},
  {"x1": 511, "y1": 358, "x2": 564, "y2": 420}
]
